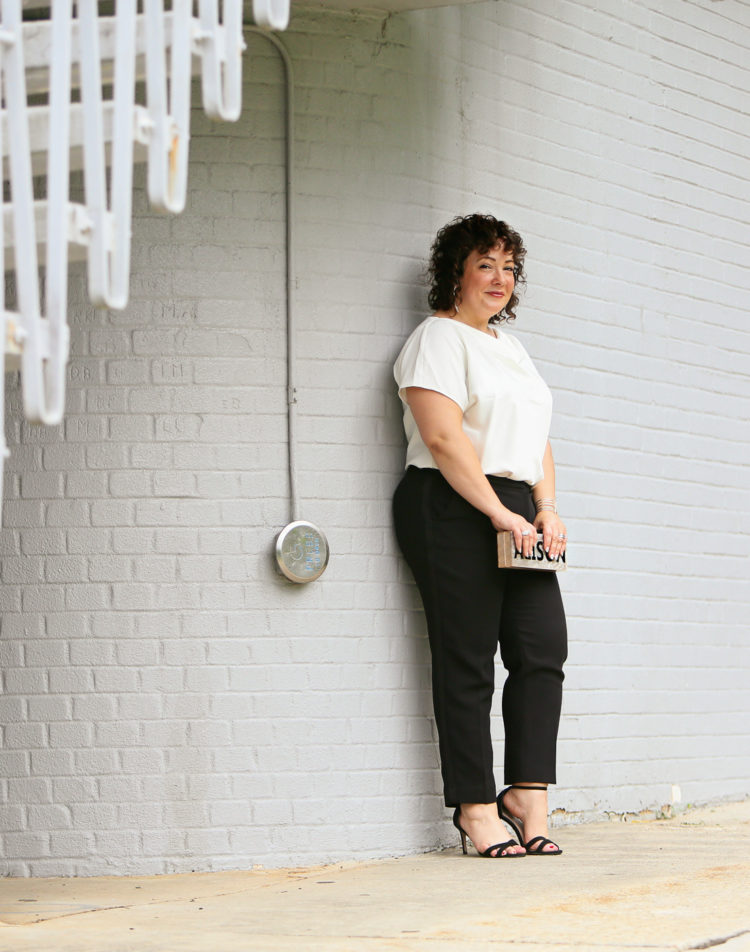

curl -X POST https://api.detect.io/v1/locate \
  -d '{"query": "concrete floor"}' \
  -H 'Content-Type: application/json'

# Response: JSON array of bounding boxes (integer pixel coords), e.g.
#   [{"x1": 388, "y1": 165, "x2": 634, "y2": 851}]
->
[{"x1": 0, "y1": 800, "x2": 749, "y2": 952}]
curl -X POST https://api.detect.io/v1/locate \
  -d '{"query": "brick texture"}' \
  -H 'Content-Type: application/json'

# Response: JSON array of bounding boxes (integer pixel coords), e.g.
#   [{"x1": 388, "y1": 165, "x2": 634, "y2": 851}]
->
[{"x1": 1, "y1": 1, "x2": 749, "y2": 875}]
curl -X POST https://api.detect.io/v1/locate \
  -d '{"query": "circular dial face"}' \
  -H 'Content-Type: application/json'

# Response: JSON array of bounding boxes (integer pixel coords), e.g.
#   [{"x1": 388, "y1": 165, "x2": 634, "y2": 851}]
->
[{"x1": 275, "y1": 521, "x2": 329, "y2": 583}]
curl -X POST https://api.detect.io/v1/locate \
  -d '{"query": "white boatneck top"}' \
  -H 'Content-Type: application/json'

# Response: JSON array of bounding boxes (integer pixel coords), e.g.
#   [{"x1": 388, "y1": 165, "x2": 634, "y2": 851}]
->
[{"x1": 393, "y1": 315, "x2": 553, "y2": 485}]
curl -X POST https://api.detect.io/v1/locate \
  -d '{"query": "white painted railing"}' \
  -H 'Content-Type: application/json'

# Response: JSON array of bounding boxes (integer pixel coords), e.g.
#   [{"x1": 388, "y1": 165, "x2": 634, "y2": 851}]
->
[{"x1": 1, "y1": 0, "x2": 289, "y2": 513}]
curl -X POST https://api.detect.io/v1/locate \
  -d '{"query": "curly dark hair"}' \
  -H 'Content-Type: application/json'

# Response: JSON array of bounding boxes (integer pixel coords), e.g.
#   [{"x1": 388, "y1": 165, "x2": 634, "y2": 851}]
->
[{"x1": 427, "y1": 214, "x2": 527, "y2": 323}]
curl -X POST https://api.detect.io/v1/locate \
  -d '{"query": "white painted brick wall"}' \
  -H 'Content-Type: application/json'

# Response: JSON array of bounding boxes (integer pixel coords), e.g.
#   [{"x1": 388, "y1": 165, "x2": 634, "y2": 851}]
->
[{"x1": 2, "y1": 0, "x2": 750, "y2": 874}]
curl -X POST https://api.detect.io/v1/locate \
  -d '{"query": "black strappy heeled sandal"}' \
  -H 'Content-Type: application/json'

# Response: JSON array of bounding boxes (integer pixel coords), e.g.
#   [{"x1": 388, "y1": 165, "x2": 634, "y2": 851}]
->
[
  {"x1": 496, "y1": 785, "x2": 563, "y2": 856},
  {"x1": 452, "y1": 806, "x2": 525, "y2": 858}
]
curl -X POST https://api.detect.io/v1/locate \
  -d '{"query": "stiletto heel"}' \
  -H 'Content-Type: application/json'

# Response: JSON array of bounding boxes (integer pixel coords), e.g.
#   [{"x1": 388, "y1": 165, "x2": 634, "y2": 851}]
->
[
  {"x1": 452, "y1": 806, "x2": 524, "y2": 858},
  {"x1": 497, "y1": 785, "x2": 562, "y2": 856},
  {"x1": 453, "y1": 808, "x2": 469, "y2": 854}
]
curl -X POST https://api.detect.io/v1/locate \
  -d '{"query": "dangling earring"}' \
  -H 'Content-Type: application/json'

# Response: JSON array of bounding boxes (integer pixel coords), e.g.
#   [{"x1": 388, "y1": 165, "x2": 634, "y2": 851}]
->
[{"x1": 453, "y1": 285, "x2": 460, "y2": 315}]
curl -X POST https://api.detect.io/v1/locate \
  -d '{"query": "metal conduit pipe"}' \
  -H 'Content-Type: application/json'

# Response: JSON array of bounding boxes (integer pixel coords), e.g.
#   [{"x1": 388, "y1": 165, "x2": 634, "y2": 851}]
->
[
  {"x1": 244, "y1": 25, "x2": 297, "y2": 521},
  {"x1": 244, "y1": 25, "x2": 329, "y2": 582}
]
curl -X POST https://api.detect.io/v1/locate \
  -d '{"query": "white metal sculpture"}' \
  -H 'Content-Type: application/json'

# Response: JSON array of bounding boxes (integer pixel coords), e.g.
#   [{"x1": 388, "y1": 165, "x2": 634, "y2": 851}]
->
[
  {"x1": 198, "y1": 0, "x2": 246, "y2": 121},
  {"x1": 78, "y1": 0, "x2": 138, "y2": 305},
  {"x1": 145, "y1": 0, "x2": 192, "y2": 212},
  {"x1": 1, "y1": 0, "x2": 289, "y2": 518}
]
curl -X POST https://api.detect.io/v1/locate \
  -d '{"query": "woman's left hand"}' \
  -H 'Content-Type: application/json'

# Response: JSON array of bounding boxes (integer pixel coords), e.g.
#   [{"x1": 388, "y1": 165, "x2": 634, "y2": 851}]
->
[{"x1": 534, "y1": 511, "x2": 567, "y2": 562}]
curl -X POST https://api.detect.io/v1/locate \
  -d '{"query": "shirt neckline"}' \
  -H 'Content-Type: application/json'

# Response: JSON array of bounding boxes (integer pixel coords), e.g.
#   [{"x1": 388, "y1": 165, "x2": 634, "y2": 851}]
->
[{"x1": 431, "y1": 314, "x2": 502, "y2": 341}]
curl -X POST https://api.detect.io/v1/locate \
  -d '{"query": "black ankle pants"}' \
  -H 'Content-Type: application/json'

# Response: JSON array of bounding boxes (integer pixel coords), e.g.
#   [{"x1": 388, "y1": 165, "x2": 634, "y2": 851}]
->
[{"x1": 393, "y1": 467, "x2": 567, "y2": 807}]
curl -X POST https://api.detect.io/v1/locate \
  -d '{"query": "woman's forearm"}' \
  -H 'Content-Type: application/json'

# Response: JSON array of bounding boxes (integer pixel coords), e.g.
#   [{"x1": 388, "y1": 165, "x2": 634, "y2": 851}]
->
[
  {"x1": 427, "y1": 430, "x2": 507, "y2": 521},
  {"x1": 405, "y1": 387, "x2": 538, "y2": 548},
  {"x1": 532, "y1": 441, "x2": 556, "y2": 509},
  {"x1": 532, "y1": 441, "x2": 567, "y2": 559},
  {"x1": 405, "y1": 388, "x2": 503, "y2": 519}
]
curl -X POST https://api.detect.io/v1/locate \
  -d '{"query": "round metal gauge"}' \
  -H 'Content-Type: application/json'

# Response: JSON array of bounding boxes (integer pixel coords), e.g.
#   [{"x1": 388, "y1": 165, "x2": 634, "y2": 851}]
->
[{"x1": 275, "y1": 520, "x2": 329, "y2": 583}]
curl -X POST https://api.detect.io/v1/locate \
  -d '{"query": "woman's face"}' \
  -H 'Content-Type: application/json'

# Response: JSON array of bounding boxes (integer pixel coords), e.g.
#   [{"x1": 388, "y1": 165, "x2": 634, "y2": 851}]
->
[{"x1": 457, "y1": 243, "x2": 515, "y2": 317}]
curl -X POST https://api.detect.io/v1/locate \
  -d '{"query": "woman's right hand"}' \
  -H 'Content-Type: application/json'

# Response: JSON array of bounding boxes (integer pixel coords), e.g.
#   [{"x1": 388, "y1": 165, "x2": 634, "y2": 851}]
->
[{"x1": 490, "y1": 507, "x2": 538, "y2": 558}]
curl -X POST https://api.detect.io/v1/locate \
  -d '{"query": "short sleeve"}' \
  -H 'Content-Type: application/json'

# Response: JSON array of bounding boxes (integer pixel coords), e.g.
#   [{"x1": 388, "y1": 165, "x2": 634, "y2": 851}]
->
[{"x1": 393, "y1": 319, "x2": 469, "y2": 410}]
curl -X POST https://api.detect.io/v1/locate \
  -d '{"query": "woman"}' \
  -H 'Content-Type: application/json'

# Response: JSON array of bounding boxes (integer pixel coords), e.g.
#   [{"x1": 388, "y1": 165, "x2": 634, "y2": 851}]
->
[{"x1": 392, "y1": 214, "x2": 567, "y2": 858}]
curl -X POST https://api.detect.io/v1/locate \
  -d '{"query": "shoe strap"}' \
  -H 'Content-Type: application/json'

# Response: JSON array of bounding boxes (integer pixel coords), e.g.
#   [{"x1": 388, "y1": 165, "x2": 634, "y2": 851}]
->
[
  {"x1": 511, "y1": 784, "x2": 548, "y2": 790},
  {"x1": 481, "y1": 839, "x2": 521, "y2": 856},
  {"x1": 524, "y1": 835, "x2": 560, "y2": 853}
]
